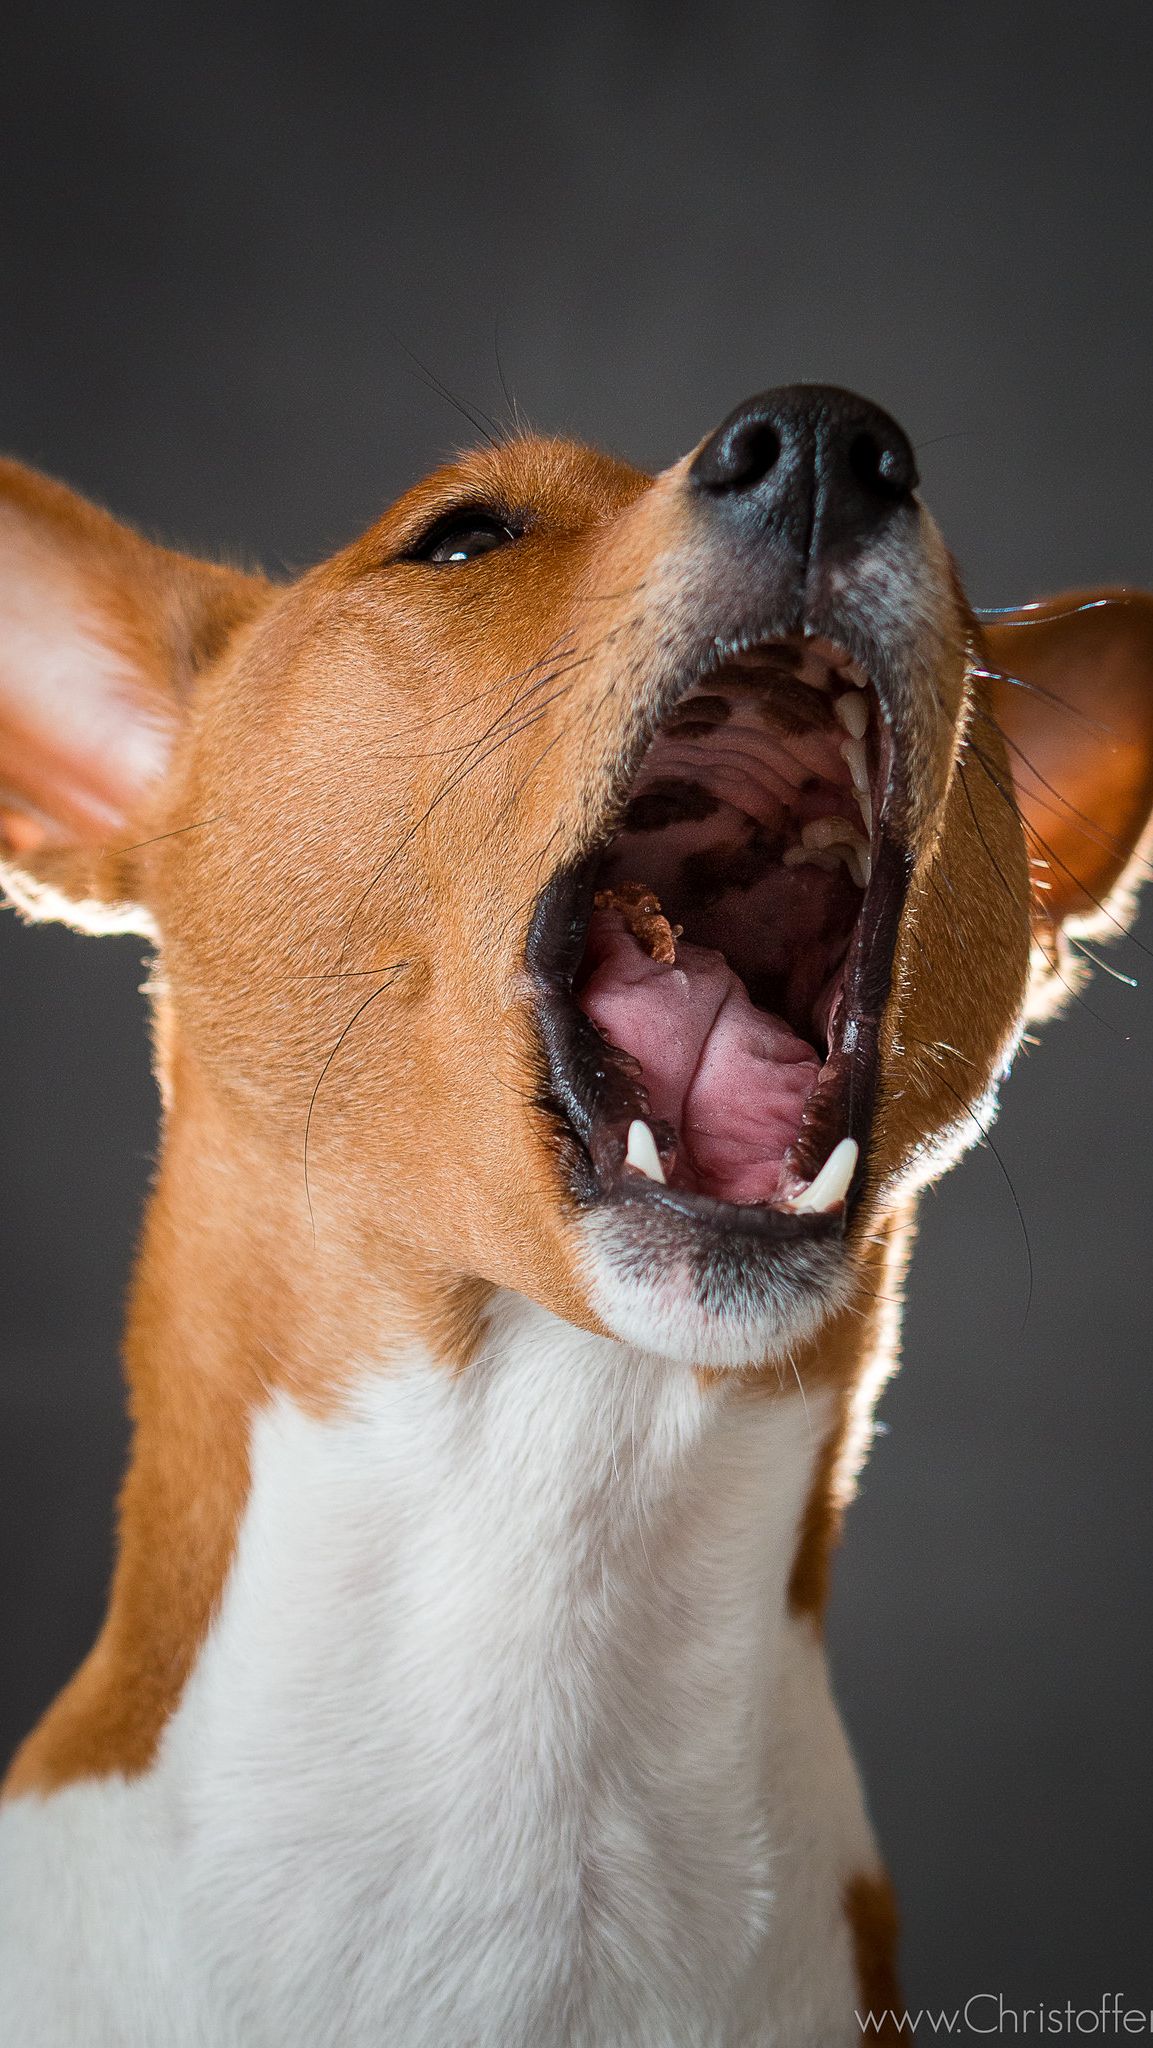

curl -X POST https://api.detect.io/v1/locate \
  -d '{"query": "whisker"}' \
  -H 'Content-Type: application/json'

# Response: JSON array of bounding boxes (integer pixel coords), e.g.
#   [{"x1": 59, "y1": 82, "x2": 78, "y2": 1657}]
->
[
  {"x1": 303, "y1": 963, "x2": 409, "y2": 1241},
  {"x1": 492, "y1": 317, "x2": 526, "y2": 439},
  {"x1": 334, "y1": 656, "x2": 596, "y2": 970},
  {"x1": 336, "y1": 611, "x2": 628, "y2": 972},
  {"x1": 381, "y1": 662, "x2": 589, "y2": 766},
  {"x1": 955, "y1": 757, "x2": 1024, "y2": 911},
  {"x1": 971, "y1": 702, "x2": 1153, "y2": 873},
  {"x1": 113, "y1": 814, "x2": 226, "y2": 855},
  {"x1": 971, "y1": 663, "x2": 1114, "y2": 736},
  {"x1": 1018, "y1": 809, "x2": 1153, "y2": 962},
  {"x1": 975, "y1": 598, "x2": 1128, "y2": 626},
  {"x1": 1067, "y1": 937, "x2": 1138, "y2": 988},
  {"x1": 373, "y1": 634, "x2": 577, "y2": 745},
  {"x1": 962, "y1": 742, "x2": 1136, "y2": 1032},
  {"x1": 390, "y1": 332, "x2": 505, "y2": 447}
]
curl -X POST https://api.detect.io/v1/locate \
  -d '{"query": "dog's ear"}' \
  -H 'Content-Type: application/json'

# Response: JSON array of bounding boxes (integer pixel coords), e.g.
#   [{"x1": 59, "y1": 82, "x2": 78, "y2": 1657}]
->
[
  {"x1": 0, "y1": 459, "x2": 271, "y2": 932},
  {"x1": 982, "y1": 592, "x2": 1153, "y2": 969}
]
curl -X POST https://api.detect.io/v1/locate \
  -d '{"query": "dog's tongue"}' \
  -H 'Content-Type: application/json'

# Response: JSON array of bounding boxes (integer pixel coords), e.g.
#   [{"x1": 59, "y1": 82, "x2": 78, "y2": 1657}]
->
[{"x1": 578, "y1": 904, "x2": 819, "y2": 1203}]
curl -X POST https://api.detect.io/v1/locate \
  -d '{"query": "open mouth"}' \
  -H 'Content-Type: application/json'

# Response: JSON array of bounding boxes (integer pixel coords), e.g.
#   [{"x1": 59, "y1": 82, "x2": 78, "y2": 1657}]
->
[{"x1": 528, "y1": 633, "x2": 909, "y2": 1238}]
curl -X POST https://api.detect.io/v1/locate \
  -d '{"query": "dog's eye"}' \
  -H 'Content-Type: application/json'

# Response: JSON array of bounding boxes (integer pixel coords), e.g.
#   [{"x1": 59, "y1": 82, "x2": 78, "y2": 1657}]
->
[{"x1": 410, "y1": 513, "x2": 520, "y2": 566}]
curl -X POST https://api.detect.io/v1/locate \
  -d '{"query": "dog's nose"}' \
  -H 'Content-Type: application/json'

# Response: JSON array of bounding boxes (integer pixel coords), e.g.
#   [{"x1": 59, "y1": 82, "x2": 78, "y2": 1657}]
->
[{"x1": 689, "y1": 385, "x2": 918, "y2": 557}]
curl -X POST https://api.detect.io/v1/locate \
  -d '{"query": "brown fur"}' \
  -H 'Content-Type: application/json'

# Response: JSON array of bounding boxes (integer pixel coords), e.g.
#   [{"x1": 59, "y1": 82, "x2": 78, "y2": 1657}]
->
[{"x1": 844, "y1": 1871, "x2": 903, "y2": 2038}]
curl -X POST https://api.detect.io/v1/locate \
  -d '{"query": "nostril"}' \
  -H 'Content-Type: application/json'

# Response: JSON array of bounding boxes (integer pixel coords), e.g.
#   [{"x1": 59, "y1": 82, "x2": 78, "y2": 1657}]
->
[
  {"x1": 692, "y1": 411, "x2": 782, "y2": 493},
  {"x1": 848, "y1": 429, "x2": 916, "y2": 501},
  {"x1": 731, "y1": 421, "x2": 781, "y2": 488}
]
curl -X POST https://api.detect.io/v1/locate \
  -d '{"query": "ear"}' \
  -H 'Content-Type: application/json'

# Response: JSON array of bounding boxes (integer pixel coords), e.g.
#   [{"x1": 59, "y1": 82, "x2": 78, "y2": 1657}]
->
[
  {"x1": 981, "y1": 590, "x2": 1153, "y2": 950},
  {"x1": 0, "y1": 459, "x2": 271, "y2": 931}
]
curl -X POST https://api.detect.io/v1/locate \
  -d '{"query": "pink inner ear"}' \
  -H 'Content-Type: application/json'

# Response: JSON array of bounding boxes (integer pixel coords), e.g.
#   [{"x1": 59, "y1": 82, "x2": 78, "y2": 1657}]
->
[
  {"x1": 983, "y1": 593, "x2": 1153, "y2": 927},
  {"x1": 0, "y1": 519, "x2": 175, "y2": 849},
  {"x1": 0, "y1": 807, "x2": 53, "y2": 855},
  {"x1": 0, "y1": 662, "x2": 172, "y2": 845}
]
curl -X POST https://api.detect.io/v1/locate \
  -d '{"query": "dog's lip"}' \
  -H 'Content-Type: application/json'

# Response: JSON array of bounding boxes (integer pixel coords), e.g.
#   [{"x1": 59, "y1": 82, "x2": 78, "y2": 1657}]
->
[{"x1": 525, "y1": 626, "x2": 911, "y2": 1237}]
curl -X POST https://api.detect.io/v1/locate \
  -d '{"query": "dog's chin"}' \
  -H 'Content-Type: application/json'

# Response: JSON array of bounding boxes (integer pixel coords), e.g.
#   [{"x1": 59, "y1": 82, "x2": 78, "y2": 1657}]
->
[{"x1": 577, "y1": 1205, "x2": 855, "y2": 1367}]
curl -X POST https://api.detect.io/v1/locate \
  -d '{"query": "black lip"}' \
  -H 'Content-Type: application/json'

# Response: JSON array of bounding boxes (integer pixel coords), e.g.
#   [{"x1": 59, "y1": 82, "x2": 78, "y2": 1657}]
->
[{"x1": 525, "y1": 636, "x2": 913, "y2": 1239}]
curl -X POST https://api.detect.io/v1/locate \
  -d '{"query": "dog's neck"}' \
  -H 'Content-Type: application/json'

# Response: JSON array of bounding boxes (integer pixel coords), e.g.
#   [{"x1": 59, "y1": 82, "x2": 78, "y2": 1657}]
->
[
  {"x1": 141, "y1": 1243, "x2": 876, "y2": 2040},
  {"x1": 37, "y1": 1036, "x2": 909, "y2": 1745},
  {"x1": 8, "y1": 1047, "x2": 901, "y2": 2037}
]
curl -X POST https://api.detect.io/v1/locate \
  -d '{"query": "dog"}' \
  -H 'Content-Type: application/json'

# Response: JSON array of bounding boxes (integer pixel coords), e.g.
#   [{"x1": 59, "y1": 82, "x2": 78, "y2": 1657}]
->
[{"x1": 1, "y1": 385, "x2": 1151, "y2": 2046}]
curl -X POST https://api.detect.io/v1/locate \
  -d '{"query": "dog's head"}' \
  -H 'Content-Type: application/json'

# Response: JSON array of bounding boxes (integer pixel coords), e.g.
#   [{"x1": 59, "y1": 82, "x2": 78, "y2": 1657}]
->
[{"x1": 3, "y1": 387, "x2": 1153, "y2": 1367}]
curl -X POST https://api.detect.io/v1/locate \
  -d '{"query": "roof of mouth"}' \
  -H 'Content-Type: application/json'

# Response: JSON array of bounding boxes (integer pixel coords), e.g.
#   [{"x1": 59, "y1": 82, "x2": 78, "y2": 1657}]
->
[{"x1": 572, "y1": 643, "x2": 881, "y2": 1207}]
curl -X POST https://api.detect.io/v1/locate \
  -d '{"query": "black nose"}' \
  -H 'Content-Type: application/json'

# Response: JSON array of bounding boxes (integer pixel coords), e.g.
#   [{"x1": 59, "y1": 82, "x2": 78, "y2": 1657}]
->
[{"x1": 689, "y1": 385, "x2": 918, "y2": 558}]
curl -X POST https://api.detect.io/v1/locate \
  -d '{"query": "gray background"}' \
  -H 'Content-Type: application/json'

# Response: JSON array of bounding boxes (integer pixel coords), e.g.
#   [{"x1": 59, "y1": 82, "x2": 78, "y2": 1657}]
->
[{"x1": 2, "y1": 0, "x2": 1152, "y2": 2011}]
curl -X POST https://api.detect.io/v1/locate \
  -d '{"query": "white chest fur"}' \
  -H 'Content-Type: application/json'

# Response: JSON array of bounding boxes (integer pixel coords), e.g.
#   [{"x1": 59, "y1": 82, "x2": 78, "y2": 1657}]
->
[{"x1": 0, "y1": 1296, "x2": 880, "y2": 2047}]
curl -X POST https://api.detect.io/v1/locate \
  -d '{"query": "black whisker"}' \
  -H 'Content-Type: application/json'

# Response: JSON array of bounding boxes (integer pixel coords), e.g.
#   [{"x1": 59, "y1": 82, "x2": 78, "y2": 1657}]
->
[
  {"x1": 334, "y1": 654, "x2": 600, "y2": 970},
  {"x1": 1018, "y1": 808, "x2": 1153, "y2": 962},
  {"x1": 971, "y1": 703, "x2": 1153, "y2": 874},
  {"x1": 913, "y1": 429, "x2": 981, "y2": 452},
  {"x1": 337, "y1": 682, "x2": 589, "y2": 967},
  {"x1": 492, "y1": 317, "x2": 525, "y2": 438},
  {"x1": 389, "y1": 333, "x2": 505, "y2": 448},
  {"x1": 956, "y1": 757, "x2": 1023, "y2": 910},
  {"x1": 114, "y1": 814, "x2": 226, "y2": 855},
  {"x1": 373, "y1": 634, "x2": 577, "y2": 744},
  {"x1": 303, "y1": 963, "x2": 409, "y2": 1241},
  {"x1": 379, "y1": 662, "x2": 588, "y2": 767},
  {"x1": 971, "y1": 664, "x2": 1115, "y2": 737},
  {"x1": 962, "y1": 742, "x2": 1137, "y2": 1032}
]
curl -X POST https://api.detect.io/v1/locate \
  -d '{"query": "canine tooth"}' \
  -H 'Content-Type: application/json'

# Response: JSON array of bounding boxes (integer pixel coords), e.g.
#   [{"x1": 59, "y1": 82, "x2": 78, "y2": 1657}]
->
[
  {"x1": 841, "y1": 734, "x2": 870, "y2": 794},
  {"x1": 846, "y1": 843, "x2": 873, "y2": 888},
  {"x1": 856, "y1": 787, "x2": 874, "y2": 836},
  {"x1": 834, "y1": 692, "x2": 868, "y2": 740},
  {"x1": 625, "y1": 1119, "x2": 666, "y2": 1184},
  {"x1": 788, "y1": 1136, "x2": 859, "y2": 1213}
]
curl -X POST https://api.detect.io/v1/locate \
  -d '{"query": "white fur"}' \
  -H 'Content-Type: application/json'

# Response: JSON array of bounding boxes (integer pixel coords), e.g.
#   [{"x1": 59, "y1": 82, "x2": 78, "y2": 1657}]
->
[
  {"x1": 579, "y1": 1205, "x2": 855, "y2": 1367},
  {"x1": 0, "y1": 1294, "x2": 879, "y2": 2047}
]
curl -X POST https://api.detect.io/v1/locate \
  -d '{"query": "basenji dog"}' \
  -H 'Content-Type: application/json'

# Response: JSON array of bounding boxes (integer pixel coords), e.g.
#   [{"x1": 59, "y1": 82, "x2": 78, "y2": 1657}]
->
[{"x1": 1, "y1": 386, "x2": 1151, "y2": 2046}]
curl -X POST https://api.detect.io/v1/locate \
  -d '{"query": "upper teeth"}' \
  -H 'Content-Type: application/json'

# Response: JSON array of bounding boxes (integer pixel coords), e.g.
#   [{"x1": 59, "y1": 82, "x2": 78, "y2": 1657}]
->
[
  {"x1": 782, "y1": 814, "x2": 874, "y2": 888},
  {"x1": 846, "y1": 842, "x2": 872, "y2": 888},
  {"x1": 832, "y1": 693, "x2": 874, "y2": 838},
  {"x1": 783, "y1": 833, "x2": 872, "y2": 886},
  {"x1": 801, "y1": 816, "x2": 862, "y2": 851},
  {"x1": 800, "y1": 634, "x2": 869, "y2": 689},
  {"x1": 834, "y1": 691, "x2": 868, "y2": 739},
  {"x1": 842, "y1": 738, "x2": 869, "y2": 795},
  {"x1": 786, "y1": 1136, "x2": 859, "y2": 1214}
]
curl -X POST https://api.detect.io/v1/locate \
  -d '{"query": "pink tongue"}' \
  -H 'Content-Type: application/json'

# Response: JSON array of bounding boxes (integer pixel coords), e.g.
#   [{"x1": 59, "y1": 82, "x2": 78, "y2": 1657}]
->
[{"x1": 578, "y1": 910, "x2": 819, "y2": 1203}]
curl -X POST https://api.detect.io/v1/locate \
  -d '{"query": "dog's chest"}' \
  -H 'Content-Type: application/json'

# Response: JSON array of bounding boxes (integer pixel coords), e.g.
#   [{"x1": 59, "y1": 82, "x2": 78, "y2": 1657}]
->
[{"x1": 0, "y1": 1301, "x2": 869, "y2": 2046}]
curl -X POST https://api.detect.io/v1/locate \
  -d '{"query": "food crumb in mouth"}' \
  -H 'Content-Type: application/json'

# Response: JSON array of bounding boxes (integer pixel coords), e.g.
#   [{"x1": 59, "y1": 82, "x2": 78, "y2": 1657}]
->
[{"x1": 593, "y1": 881, "x2": 682, "y2": 965}]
